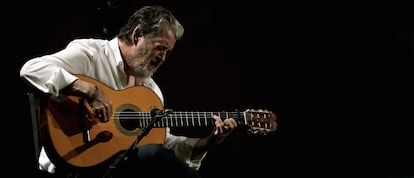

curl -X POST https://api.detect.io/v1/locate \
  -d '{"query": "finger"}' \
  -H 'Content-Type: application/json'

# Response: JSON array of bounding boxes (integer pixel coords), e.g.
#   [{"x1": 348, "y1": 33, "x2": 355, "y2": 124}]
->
[
  {"x1": 93, "y1": 108, "x2": 101, "y2": 118},
  {"x1": 212, "y1": 116, "x2": 219, "y2": 135},
  {"x1": 213, "y1": 115, "x2": 224, "y2": 134},
  {"x1": 101, "y1": 108, "x2": 108, "y2": 122},
  {"x1": 95, "y1": 111, "x2": 105, "y2": 122},
  {"x1": 108, "y1": 106, "x2": 112, "y2": 119},
  {"x1": 103, "y1": 103, "x2": 112, "y2": 122},
  {"x1": 213, "y1": 115, "x2": 221, "y2": 121},
  {"x1": 93, "y1": 108, "x2": 106, "y2": 123},
  {"x1": 216, "y1": 124, "x2": 223, "y2": 135},
  {"x1": 106, "y1": 101, "x2": 113, "y2": 119},
  {"x1": 224, "y1": 118, "x2": 237, "y2": 128},
  {"x1": 213, "y1": 115, "x2": 223, "y2": 126}
]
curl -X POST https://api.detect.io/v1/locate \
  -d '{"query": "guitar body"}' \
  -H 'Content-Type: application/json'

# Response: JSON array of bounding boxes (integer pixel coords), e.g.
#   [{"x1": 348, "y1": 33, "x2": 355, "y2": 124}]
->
[{"x1": 42, "y1": 75, "x2": 166, "y2": 168}]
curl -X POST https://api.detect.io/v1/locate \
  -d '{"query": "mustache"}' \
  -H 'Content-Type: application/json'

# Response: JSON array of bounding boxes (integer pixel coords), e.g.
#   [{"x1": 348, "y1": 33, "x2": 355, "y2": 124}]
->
[{"x1": 150, "y1": 57, "x2": 162, "y2": 67}]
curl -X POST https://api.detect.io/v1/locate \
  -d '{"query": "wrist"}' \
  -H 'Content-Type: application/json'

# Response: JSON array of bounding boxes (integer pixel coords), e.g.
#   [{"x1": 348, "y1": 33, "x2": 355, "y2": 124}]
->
[{"x1": 88, "y1": 85, "x2": 98, "y2": 102}]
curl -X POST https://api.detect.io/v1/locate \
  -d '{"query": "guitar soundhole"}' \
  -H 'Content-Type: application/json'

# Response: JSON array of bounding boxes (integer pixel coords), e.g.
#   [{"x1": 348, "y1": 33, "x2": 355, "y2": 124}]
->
[{"x1": 118, "y1": 109, "x2": 141, "y2": 131}]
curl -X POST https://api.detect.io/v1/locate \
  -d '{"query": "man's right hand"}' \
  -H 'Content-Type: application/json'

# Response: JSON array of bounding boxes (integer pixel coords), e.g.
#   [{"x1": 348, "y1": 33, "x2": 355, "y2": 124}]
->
[
  {"x1": 62, "y1": 79, "x2": 113, "y2": 123},
  {"x1": 88, "y1": 86, "x2": 112, "y2": 123}
]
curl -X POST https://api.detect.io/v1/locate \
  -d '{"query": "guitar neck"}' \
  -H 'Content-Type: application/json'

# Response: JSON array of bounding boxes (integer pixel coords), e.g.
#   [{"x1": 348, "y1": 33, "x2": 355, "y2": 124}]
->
[{"x1": 116, "y1": 111, "x2": 245, "y2": 128}]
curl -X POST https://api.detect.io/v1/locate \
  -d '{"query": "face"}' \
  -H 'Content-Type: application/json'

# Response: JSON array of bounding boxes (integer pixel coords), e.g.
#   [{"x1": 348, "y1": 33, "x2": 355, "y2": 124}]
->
[{"x1": 127, "y1": 28, "x2": 176, "y2": 79}]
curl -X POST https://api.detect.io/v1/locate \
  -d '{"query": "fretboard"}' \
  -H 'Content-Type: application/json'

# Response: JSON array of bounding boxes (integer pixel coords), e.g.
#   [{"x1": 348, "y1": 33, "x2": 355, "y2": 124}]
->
[{"x1": 115, "y1": 111, "x2": 245, "y2": 128}]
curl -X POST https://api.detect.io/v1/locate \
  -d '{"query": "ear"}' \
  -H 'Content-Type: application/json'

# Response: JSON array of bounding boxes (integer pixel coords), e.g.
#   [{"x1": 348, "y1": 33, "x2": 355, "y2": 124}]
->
[{"x1": 132, "y1": 26, "x2": 142, "y2": 45}]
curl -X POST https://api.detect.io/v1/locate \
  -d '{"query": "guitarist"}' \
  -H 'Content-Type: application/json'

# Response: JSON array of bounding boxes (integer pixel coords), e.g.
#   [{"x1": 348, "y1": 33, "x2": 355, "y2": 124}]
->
[{"x1": 20, "y1": 5, "x2": 237, "y2": 178}]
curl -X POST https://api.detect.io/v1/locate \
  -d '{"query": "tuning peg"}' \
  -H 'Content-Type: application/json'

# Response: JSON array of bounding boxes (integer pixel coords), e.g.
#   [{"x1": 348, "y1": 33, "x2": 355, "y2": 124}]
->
[{"x1": 259, "y1": 130, "x2": 268, "y2": 136}]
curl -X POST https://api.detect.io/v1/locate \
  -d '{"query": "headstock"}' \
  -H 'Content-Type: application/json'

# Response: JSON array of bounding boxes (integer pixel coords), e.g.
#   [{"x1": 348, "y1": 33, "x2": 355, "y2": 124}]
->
[{"x1": 243, "y1": 109, "x2": 277, "y2": 135}]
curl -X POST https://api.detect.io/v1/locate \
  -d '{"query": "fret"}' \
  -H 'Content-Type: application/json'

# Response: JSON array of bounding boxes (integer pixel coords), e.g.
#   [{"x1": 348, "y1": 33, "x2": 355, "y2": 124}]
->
[
  {"x1": 160, "y1": 117, "x2": 165, "y2": 127},
  {"x1": 185, "y1": 113, "x2": 189, "y2": 126},
  {"x1": 179, "y1": 114, "x2": 183, "y2": 127},
  {"x1": 205, "y1": 113, "x2": 208, "y2": 126},
  {"x1": 170, "y1": 113, "x2": 175, "y2": 126},
  {"x1": 196, "y1": 112, "x2": 201, "y2": 126},
  {"x1": 191, "y1": 112, "x2": 195, "y2": 126}
]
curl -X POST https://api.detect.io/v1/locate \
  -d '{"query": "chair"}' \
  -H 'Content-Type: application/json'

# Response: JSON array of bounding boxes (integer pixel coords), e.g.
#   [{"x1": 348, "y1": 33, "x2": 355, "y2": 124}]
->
[{"x1": 23, "y1": 91, "x2": 50, "y2": 177}]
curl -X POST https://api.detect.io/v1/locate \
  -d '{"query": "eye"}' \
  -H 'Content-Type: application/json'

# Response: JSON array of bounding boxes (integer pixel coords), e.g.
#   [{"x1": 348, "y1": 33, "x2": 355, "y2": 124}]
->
[
  {"x1": 155, "y1": 44, "x2": 168, "y2": 52},
  {"x1": 155, "y1": 44, "x2": 172, "y2": 56}
]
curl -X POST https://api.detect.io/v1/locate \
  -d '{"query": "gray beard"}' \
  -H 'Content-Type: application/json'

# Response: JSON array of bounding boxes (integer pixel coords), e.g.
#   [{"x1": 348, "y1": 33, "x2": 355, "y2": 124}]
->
[{"x1": 134, "y1": 66, "x2": 156, "y2": 79}]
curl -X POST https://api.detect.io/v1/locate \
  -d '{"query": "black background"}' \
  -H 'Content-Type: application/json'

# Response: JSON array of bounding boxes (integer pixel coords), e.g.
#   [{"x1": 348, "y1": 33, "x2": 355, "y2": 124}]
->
[{"x1": 4, "y1": 0, "x2": 413, "y2": 177}]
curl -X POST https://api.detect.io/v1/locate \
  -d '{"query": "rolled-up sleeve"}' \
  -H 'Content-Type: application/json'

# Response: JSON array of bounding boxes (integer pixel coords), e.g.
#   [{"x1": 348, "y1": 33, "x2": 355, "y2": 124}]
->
[
  {"x1": 20, "y1": 55, "x2": 78, "y2": 97},
  {"x1": 19, "y1": 39, "x2": 101, "y2": 97}
]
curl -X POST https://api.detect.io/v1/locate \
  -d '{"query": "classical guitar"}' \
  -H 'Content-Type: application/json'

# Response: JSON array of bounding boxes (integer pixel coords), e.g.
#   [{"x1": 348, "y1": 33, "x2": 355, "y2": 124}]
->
[{"x1": 41, "y1": 75, "x2": 277, "y2": 169}]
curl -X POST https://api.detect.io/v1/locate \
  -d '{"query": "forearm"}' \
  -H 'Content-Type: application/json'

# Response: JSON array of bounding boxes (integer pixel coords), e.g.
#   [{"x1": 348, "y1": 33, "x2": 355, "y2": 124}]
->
[
  {"x1": 191, "y1": 134, "x2": 215, "y2": 160},
  {"x1": 60, "y1": 79, "x2": 97, "y2": 100},
  {"x1": 191, "y1": 117, "x2": 237, "y2": 160}
]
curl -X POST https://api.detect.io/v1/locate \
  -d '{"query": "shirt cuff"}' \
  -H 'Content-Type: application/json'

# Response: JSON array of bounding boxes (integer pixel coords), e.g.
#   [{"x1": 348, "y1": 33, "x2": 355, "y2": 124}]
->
[{"x1": 45, "y1": 68, "x2": 77, "y2": 98}]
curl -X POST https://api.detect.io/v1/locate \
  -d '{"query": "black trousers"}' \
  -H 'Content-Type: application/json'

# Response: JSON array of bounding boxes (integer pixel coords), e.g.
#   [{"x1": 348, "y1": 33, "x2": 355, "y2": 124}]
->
[{"x1": 53, "y1": 144, "x2": 201, "y2": 178}]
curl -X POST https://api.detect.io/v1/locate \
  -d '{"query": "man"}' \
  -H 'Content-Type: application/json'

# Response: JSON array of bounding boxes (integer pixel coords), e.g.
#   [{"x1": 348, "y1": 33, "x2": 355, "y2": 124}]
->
[{"x1": 20, "y1": 5, "x2": 237, "y2": 178}]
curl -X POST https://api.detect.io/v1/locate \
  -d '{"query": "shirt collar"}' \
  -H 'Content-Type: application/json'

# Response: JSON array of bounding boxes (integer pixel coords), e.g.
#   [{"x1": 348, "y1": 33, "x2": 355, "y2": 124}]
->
[{"x1": 109, "y1": 37, "x2": 123, "y2": 67}]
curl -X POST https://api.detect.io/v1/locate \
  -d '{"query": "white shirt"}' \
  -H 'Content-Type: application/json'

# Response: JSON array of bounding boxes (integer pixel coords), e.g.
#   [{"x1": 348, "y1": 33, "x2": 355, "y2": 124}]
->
[{"x1": 20, "y1": 38, "x2": 205, "y2": 173}]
